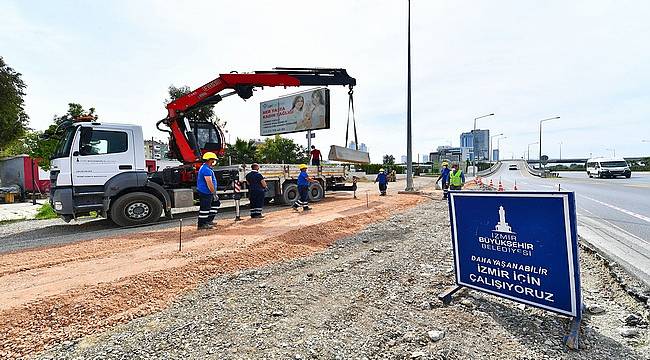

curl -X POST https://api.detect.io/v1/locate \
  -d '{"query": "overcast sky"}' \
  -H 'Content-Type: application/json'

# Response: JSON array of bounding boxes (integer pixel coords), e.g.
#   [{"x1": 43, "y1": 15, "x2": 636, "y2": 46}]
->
[{"x1": 3, "y1": 0, "x2": 650, "y2": 162}]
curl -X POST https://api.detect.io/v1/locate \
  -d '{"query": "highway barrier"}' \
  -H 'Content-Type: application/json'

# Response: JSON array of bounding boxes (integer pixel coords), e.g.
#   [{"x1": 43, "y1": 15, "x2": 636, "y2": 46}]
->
[
  {"x1": 477, "y1": 162, "x2": 503, "y2": 177},
  {"x1": 524, "y1": 162, "x2": 543, "y2": 177}
]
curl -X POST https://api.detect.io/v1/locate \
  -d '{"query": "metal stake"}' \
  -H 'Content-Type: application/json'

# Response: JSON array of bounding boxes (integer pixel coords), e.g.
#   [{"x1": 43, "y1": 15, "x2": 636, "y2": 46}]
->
[
  {"x1": 179, "y1": 219, "x2": 182, "y2": 251},
  {"x1": 235, "y1": 198, "x2": 241, "y2": 221},
  {"x1": 366, "y1": 191, "x2": 369, "y2": 208}
]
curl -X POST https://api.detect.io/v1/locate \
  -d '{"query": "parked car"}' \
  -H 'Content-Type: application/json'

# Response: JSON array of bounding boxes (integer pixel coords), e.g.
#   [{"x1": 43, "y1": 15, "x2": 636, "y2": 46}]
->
[{"x1": 585, "y1": 158, "x2": 631, "y2": 178}]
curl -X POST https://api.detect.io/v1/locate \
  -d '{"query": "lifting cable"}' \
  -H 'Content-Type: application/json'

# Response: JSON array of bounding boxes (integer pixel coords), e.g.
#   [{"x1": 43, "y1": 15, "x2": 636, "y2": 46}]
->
[{"x1": 344, "y1": 86, "x2": 360, "y2": 151}]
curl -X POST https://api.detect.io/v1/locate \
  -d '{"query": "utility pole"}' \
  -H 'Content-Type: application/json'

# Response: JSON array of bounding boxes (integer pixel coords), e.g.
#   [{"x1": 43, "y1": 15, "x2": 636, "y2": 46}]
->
[
  {"x1": 405, "y1": 0, "x2": 414, "y2": 191},
  {"x1": 559, "y1": 141, "x2": 563, "y2": 160}
]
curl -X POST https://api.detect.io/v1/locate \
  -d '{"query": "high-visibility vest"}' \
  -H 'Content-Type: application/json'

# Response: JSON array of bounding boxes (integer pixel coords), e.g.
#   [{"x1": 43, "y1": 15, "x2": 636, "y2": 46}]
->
[{"x1": 450, "y1": 170, "x2": 463, "y2": 186}]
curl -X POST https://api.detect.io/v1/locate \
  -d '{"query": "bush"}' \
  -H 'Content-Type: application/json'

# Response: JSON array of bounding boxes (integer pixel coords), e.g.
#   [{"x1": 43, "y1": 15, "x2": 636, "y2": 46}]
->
[{"x1": 35, "y1": 203, "x2": 58, "y2": 220}]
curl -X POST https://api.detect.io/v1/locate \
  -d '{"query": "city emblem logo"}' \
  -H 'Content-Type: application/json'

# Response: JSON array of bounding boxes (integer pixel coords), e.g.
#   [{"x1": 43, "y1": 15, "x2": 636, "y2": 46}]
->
[
  {"x1": 477, "y1": 205, "x2": 534, "y2": 257},
  {"x1": 494, "y1": 205, "x2": 514, "y2": 233}
]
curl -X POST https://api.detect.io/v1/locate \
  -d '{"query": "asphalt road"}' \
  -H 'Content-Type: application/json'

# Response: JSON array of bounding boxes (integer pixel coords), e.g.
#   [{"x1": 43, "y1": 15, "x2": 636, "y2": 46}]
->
[{"x1": 481, "y1": 160, "x2": 650, "y2": 284}]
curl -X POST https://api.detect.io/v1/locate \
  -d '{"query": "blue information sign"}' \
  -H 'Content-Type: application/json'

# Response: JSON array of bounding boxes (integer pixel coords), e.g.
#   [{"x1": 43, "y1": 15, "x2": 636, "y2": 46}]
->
[{"x1": 448, "y1": 191, "x2": 581, "y2": 316}]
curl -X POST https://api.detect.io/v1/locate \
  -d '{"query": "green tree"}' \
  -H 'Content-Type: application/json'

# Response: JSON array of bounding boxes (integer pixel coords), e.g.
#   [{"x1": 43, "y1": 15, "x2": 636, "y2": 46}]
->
[
  {"x1": 166, "y1": 85, "x2": 226, "y2": 127},
  {"x1": 225, "y1": 138, "x2": 258, "y2": 164},
  {"x1": 0, "y1": 130, "x2": 40, "y2": 158},
  {"x1": 382, "y1": 154, "x2": 395, "y2": 165},
  {"x1": 33, "y1": 103, "x2": 97, "y2": 169},
  {"x1": 256, "y1": 135, "x2": 308, "y2": 164},
  {"x1": 0, "y1": 57, "x2": 29, "y2": 151}
]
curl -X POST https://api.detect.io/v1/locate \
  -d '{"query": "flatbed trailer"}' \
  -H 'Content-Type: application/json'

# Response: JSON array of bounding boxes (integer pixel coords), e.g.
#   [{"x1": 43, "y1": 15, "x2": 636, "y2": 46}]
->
[{"x1": 214, "y1": 163, "x2": 354, "y2": 205}]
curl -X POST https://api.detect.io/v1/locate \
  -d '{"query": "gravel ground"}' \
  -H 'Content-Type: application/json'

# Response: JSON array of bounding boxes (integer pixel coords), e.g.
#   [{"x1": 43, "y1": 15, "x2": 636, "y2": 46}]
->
[{"x1": 35, "y1": 198, "x2": 649, "y2": 360}]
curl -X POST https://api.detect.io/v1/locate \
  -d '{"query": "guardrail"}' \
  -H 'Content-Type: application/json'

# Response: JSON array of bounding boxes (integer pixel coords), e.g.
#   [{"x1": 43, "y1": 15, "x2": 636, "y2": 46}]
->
[
  {"x1": 525, "y1": 161, "x2": 543, "y2": 177},
  {"x1": 476, "y1": 162, "x2": 502, "y2": 177}
]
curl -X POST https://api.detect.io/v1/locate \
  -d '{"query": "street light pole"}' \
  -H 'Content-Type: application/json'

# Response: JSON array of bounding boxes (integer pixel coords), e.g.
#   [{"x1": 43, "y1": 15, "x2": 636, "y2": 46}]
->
[
  {"x1": 489, "y1": 133, "x2": 503, "y2": 162},
  {"x1": 528, "y1": 142, "x2": 539, "y2": 162},
  {"x1": 472, "y1": 113, "x2": 495, "y2": 175},
  {"x1": 606, "y1": 148, "x2": 616, "y2": 157},
  {"x1": 559, "y1": 141, "x2": 563, "y2": 160},
  {"x1": 538, "y1": 116, "x2": 560, "y2": 176},
  {"x1": 496, "y1": 136, "x2": 507, "y2": 161},
  {"x1": 405, "y1": 0, "x2": 414, "y2": 191}
]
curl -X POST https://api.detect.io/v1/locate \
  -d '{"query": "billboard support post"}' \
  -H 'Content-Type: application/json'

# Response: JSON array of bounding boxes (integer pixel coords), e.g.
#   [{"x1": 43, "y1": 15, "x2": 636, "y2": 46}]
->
[{"x1": 307, "y1": 130, "x2": 312, "y2": 154}]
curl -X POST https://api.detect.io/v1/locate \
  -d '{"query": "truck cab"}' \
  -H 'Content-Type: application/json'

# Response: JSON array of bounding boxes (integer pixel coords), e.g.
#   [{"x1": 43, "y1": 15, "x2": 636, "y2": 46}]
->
[{"x1": 50, "y1": 122, "x2": 173, "y2": 226}]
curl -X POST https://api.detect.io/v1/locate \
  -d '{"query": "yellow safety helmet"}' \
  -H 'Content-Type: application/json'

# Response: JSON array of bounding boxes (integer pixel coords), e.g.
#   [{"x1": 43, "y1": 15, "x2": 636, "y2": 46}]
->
[
  {"x1": 379, "y1": 168, "x2": 385, "y2": 172},
  {"x1": 442, "y1": 161, "x2": 449, "y2": 166},
  {"x1": 202, "y1": 152, "x2": 218, "y2": 161},
  {"x1": 298, "y1": 164, "x2": 308, "y2": 170}
]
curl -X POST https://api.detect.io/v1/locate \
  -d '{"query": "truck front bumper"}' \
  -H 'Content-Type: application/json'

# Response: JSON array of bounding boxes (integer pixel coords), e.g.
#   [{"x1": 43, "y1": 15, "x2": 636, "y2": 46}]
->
[{"x1": 50, "y1": 187, "x2": 75, "y2": 216}]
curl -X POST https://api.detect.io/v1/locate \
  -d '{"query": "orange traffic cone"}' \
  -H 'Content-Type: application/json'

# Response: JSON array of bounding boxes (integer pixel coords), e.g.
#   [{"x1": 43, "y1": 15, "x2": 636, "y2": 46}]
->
[
  {"x1": 514, "y1": 181, "x2": 518, "y2": 190},
  {"x1": 488, "y1": 179, "x2": 493, "y2": 188},
  {"x1": 498, "y1": 181, "x2": 505, "y2": 192}
]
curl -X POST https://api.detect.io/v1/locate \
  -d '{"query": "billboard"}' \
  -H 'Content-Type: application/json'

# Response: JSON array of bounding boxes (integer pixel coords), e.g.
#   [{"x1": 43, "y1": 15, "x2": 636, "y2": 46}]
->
[
  {"x1": 448, "y1": 191, "x2": 581, "y2": 316},
  {"x1": 260, "y1": 88, "x2": 330, "y2": 136}
]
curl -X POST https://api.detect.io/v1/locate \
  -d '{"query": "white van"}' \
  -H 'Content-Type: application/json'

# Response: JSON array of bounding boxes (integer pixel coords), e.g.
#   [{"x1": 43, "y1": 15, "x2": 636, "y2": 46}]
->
[{"x1": 585, "y1": 158, "x2": 631, "y2": 178}]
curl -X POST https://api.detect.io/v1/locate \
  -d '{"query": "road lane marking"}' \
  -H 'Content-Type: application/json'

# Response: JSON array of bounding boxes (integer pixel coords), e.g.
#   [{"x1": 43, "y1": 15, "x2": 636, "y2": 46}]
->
[
  {"x1": 579, "y1": 195, "x2": 650, "y2": 224},
  {"x1": 580, "y1": 208, "x2": 649, "y2": 245},
  {"x1": 625, "y1": 184, "x2": 650, "y2": 189}
]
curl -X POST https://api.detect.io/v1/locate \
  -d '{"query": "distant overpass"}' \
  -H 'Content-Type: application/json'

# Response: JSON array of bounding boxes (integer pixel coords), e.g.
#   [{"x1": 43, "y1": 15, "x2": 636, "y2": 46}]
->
[{"x1": 523, "y1": 156, "x2": 646, "y2": 165}]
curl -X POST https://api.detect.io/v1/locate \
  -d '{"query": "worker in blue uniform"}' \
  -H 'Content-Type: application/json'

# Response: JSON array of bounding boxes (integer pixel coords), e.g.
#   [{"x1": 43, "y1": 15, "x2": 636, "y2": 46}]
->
[
  {"x1": 374, "y1": 168, "x2": 388, "y2": 196},
  {"x1": 293, "y1": 164, "x2": 317, "y2": 211},
  {"x1": 196, "y1": 152, "x2": 220, "y2": 230},
  {"x1": 246, "y1": 163, "x2": 268, "y2": 218},
  {"x1": 436, "y1": 161, "x2": 451, "y2": 199}
]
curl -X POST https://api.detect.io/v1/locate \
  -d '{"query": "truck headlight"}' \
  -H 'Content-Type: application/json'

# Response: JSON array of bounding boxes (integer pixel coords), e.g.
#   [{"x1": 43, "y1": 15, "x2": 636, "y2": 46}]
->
[{"x1": 54, "y1": 201, "x2": 63, "y2": 211}]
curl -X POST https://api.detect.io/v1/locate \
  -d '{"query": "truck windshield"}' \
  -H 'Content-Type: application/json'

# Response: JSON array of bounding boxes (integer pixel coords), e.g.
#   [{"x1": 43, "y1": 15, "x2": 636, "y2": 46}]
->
[
  {"x1": 601, "y1": 161, "x2": 627, "y2": 168},
  {"x1": 51, "y1": 126, "x2": 77, "y2": 159}
]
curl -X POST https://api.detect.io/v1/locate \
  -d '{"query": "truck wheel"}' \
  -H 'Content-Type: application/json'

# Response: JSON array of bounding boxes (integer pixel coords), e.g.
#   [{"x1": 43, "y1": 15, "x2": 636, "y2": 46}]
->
[
  {"x1": 110, "y1": 192, "x2": 162, "y2": 227},
  {"x1": 308, "y1": 182, "x2": 324, "y2": 202},
  {"x1": 281, "y1": 183, "x2": 299, "y2": 205}
]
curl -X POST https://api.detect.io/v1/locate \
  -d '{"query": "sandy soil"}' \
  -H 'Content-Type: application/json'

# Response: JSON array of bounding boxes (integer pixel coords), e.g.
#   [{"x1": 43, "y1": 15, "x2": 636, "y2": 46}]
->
[{"x1": 0, "y1": 182, "x2": 434, "y2": 358}]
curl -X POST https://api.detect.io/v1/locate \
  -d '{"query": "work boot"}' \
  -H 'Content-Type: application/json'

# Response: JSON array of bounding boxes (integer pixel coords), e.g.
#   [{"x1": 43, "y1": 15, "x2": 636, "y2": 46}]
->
[
  {"x1": 197, "y1": 224, "x2": 212, "y2": 230},
  {"x1": 303, "y1": 207, "x2": 312, "y2": 211}
]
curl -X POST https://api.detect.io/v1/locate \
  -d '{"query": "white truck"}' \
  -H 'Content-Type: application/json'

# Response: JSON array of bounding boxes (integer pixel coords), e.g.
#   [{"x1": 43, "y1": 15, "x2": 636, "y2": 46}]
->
[
  {"x1": 49, "y1": 67, "x2": 360, "y2": 226},
  {"x1": 49, "y1": 121, "x2": 353, "y2": 226}
]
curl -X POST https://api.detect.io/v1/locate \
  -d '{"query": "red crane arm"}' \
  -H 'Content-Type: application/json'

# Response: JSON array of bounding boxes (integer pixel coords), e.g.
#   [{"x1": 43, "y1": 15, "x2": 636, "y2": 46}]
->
[{"x1": 160, "y1": 68, "x2": 356, "y2": 165}]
